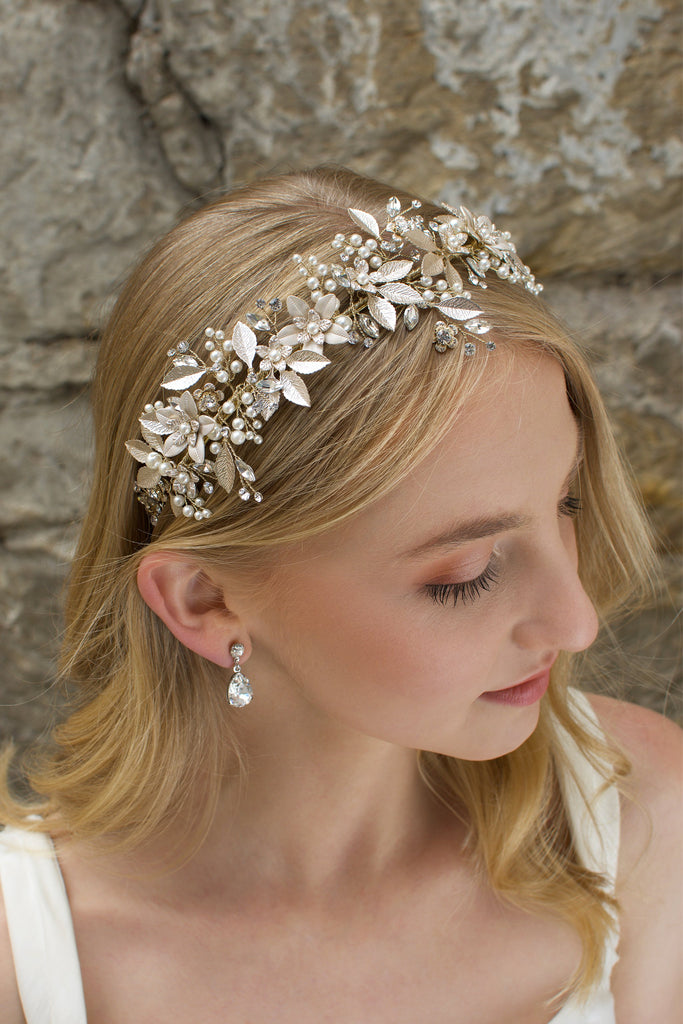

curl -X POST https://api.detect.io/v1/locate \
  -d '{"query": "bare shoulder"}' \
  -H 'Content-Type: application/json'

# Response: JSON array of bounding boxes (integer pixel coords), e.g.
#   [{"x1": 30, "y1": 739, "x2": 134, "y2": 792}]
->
[
  {"x1": 586, "y1": 694, "x2": 682, "y2": 1022},
  {"x1": 587, "y1": 692, "x2": 682, "y2": 797},
  {"x1": 0, "y1": 867, "x2": 26, "y2": 1023}
]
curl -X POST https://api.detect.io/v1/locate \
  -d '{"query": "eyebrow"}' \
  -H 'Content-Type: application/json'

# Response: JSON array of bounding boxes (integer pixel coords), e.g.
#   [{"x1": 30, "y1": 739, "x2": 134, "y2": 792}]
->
[{"x1": 399, "y1": 422, "x2": 585, "y2": 561}]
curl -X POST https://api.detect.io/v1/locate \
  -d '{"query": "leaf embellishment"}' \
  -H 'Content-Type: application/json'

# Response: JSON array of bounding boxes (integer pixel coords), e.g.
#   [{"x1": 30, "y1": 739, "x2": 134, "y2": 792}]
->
[
  {"x1": 281, "y1": 370, "x2": 311, "y2": 406},
  {"x1": 436, "y1": 297, "x2": 483, "y2": 321},
  {"x1": 378, "y1": 283, "x2": 423, "y2": 305},
  {"x1": 125, "y1": 440, "x2": 153, "y2": 463},
  {"x1": 287, "y1": 350, "x2": 331, "y2": 374},
  {"x1": 286, "y1": 296, "x2": 310, "y2": 318},
  {"x1": 140, "y1": 423, "x2": 164, "y2": 448},
  {"x1": 231, "y1": 322, "x2": 257, "y2": 367},
  {"x1": 422, "y1": 252, "x2": 444, "y2": 276},
  {"x1": 315, "y1": 294, "x2": 339, "y2": 318},
  {"x1": 136, "y1": 466, "x2": 161, "y2": 489},
  {"x1": 214, "y1": 446, "x2": 236, "y2": 494},
  {"x1": 348, "y1": 208, "x2": 380, "y2": 239},
  {"x1": 367, "y1": 294, "x2": 397, "y2": 331},
  {"x1": 445, "y1": 262, "x2": 464, "y2": 292},
  {"x1": 162, "y1": 364, "x2": 206, "y2": 390},
  {"x1": 139, "y1": 416, "x2": 167, "y2": 435},
  {"x1": 371, "y1": 260, "x2": 413, "y2": 282},
  {"x1": 402, "y1": 229, "x2": 437, "y2": 252}
]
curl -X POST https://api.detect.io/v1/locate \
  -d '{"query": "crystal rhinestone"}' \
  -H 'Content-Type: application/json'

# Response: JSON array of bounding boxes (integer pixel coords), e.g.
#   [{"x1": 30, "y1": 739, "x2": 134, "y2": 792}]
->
[
  {"x1": 253, "y1": 492, "x2": 263, "y2": 502},
  {"x1": 486, "y1": 340, "x2": 497, "y2": 351},
  {"x1": 247, "y1": 313, "x2": 270, "y2": 331},
  {"x1": 387, "y1": 196, "x2": 401, "y2": 216},
  {"x1": 255, "y1": 299, "x2": 266, "y2": 309},
  {"x1": 235, "y1": 457, "x2": 256, "y2": 482},
  {"x1": 464, "y1": 342, "x2": 476, "y2": 356},
  {"x1": 466, "y1": 319, "x2": 491, "y2": 335},
  {"x1": 359, "y1": 315, "x2": 380, "y2": 339},
  {"x1": 269, "y1": 298, "x2": 282, "y2": 311},
  {"x1": 228, "y1": 672, "x2": 253, "y2": 708},
  {"x1": 403, "y1": 305, "x2": 419, "y2": 330},
  {"x1": 332, "y1": 267, "x2": 351, "y2": 288},
  {"x1": 230, "y1": 642, "x2": 245, "y2": 658},
  {"x1": 256, "y1": 377, "x2": 283, "y2": 394}
]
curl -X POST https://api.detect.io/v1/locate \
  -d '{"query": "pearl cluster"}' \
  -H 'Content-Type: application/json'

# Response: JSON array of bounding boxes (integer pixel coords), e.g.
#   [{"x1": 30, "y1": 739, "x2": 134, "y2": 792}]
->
[{"x1": 203, "y1": 328, "x2": 265, "y2": 449}]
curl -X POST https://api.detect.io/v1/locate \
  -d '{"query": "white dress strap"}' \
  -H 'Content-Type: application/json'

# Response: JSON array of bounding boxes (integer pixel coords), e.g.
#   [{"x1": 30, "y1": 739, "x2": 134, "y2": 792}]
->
[
  {"x1": 556, "y1": 689, "x2": 621, "y2": 886},
  {"x1": 545, "y1": 688, "x2": 622, "y2": 1023},
  {"x1": 0, "y1": 825, "x2": 87, "y2": 1024}
]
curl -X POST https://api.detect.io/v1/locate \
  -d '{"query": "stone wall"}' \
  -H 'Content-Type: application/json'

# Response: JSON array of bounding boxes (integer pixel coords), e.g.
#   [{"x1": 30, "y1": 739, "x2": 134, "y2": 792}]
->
[{"x1": 0, "y1": 0, "x2": 680, "y2": 744}]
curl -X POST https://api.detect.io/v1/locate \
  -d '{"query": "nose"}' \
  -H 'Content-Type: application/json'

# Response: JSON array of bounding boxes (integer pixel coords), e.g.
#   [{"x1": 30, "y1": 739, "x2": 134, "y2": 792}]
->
[{"x1": 511, "y1": 539, "x2": 600, "y2": 655}]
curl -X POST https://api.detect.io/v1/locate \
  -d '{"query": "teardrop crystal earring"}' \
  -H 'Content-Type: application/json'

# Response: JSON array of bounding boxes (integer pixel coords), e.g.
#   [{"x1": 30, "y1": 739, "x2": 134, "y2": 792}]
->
[{"x1": 227, "y1": 642, "x2": 253, "y2": 707}]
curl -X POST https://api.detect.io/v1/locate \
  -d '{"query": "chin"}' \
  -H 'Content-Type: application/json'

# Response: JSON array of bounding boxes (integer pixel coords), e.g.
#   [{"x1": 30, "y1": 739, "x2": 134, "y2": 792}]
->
[{"x1": 440, "y1": 702, "x2": 542, "y2": 762}]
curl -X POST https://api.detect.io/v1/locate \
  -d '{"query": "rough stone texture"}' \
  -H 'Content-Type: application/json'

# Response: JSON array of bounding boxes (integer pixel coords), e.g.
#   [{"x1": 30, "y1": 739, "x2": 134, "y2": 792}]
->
[
  {"x1": 0, "y1": 0, "x2": 190, "y2": 351},
  {"x1": 0, "y1": 0, "x2": 680, "y2": 744},
  {"x1": 128, "y1": 0, "x2": 681, "y2": 275}
]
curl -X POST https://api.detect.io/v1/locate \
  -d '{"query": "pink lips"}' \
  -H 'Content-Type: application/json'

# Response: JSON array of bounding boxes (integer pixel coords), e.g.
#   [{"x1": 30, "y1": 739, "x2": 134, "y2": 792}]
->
[{"x1": 480, "y1": 668, "x2": 552, "y2": 707}]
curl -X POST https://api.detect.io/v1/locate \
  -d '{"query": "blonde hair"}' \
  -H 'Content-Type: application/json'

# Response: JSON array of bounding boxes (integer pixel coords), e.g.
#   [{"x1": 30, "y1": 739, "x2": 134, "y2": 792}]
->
[{"x1": 0, "y1": 167, "x2": 655, "y2": 1003}]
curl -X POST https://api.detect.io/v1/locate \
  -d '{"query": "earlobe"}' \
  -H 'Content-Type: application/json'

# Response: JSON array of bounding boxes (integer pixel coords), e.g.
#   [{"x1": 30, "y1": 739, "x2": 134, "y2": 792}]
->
[{"x1": 137, "y1": 554, "x2": 247, "y2": 668}]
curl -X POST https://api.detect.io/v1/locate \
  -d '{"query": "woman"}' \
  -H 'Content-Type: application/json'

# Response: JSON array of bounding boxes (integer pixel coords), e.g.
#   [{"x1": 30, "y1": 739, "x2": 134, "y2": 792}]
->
[{"x1": 0, "y1": 167, "x2": 679, "y2": 1023}]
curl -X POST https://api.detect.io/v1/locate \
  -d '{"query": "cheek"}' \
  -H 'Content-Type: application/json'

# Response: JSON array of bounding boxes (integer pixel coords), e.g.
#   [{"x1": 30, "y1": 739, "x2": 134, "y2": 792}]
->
[
  {"x1": 291, "y1": 569, "x2": 492, "y2": 707},
  {"x1": 301, "y1": 574, "x2": 423, "y2": 693}
]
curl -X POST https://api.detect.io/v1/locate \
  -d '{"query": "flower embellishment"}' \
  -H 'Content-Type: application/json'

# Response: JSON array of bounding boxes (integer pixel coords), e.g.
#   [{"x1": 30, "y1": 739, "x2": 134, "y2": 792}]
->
[
  {"x1": 148, "y1": 391, "x2": 217, "y2": 463},
  {"x1": 275, "y1": 295, "x2": 350, "y2": 351},
  {"x1": 127, "y1": 195, "x2": 541, "y2": 524}
]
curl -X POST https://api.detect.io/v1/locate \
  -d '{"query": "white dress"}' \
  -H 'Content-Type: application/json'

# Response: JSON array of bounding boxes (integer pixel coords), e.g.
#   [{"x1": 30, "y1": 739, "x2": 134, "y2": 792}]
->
[{"x1": 0, "y1": 690, "x2": 619, "y2": 1023}]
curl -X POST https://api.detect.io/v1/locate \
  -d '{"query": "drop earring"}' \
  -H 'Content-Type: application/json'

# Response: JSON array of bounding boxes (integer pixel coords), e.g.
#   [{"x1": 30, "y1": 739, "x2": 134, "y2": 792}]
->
[{"x1": 227, "y1": 642, "x2": 253, "y2": 707}]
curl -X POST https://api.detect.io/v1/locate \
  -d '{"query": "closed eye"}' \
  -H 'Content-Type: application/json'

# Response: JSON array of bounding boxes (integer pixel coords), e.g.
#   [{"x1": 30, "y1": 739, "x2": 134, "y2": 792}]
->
[
  {"x1": 559, "y1": 494, "x2": 582, "y2": 517},
  {"x1": 425, "y1": 561, "x2": 500, "y2": 607}
]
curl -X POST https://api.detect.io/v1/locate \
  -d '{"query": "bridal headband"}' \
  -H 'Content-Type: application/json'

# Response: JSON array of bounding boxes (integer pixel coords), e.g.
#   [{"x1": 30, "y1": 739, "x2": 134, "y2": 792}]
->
[{"x1": 126, "y1": 196, "x2": 542, "y2": 524}]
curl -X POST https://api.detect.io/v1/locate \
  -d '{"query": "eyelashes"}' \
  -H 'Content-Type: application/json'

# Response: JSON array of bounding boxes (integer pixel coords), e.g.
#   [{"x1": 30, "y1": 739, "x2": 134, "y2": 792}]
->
[
  {"x1": 426, "y1": 492, "x2": 583, "y2": 608},
  {"x1": 559, "y1": 494, "x2": 582, "y2": 517},
  {"x1": 426, "y1": 562, "x2": 500, "y2": 608}
]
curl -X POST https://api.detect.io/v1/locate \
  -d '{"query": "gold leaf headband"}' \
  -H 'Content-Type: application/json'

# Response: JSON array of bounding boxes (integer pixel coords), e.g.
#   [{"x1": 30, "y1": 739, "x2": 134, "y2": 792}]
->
[{"x1": 126, "y1": 196, "x2": 542, "y2": 524}]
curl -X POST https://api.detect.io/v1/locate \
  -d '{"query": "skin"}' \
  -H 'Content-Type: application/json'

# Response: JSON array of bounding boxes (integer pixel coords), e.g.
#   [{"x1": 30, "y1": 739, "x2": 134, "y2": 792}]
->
[{"x1": 0, "y1": 348, "x2": 679, "y2": 1023}]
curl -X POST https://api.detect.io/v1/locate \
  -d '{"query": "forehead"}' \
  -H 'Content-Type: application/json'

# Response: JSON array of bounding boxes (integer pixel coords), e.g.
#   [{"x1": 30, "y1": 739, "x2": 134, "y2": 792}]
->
[{"x1": 304, "y1": 347, "x2": 578, "y2": 560}]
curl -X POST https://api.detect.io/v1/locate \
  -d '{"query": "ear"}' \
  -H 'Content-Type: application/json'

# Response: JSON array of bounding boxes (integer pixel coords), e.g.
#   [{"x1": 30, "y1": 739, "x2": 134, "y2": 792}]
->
[{"x1": 137, "y1": 553, "x2": 248, "y2": 668}]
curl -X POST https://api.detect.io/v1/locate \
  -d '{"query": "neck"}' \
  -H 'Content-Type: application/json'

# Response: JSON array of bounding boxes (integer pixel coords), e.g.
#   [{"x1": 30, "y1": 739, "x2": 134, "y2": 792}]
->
[
  {"x1": 203, "y1": 708, "x2": 443, "y2": 896},
  {"x1": 90, "y1": 671, "x2": 462, "y2": 901}
]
